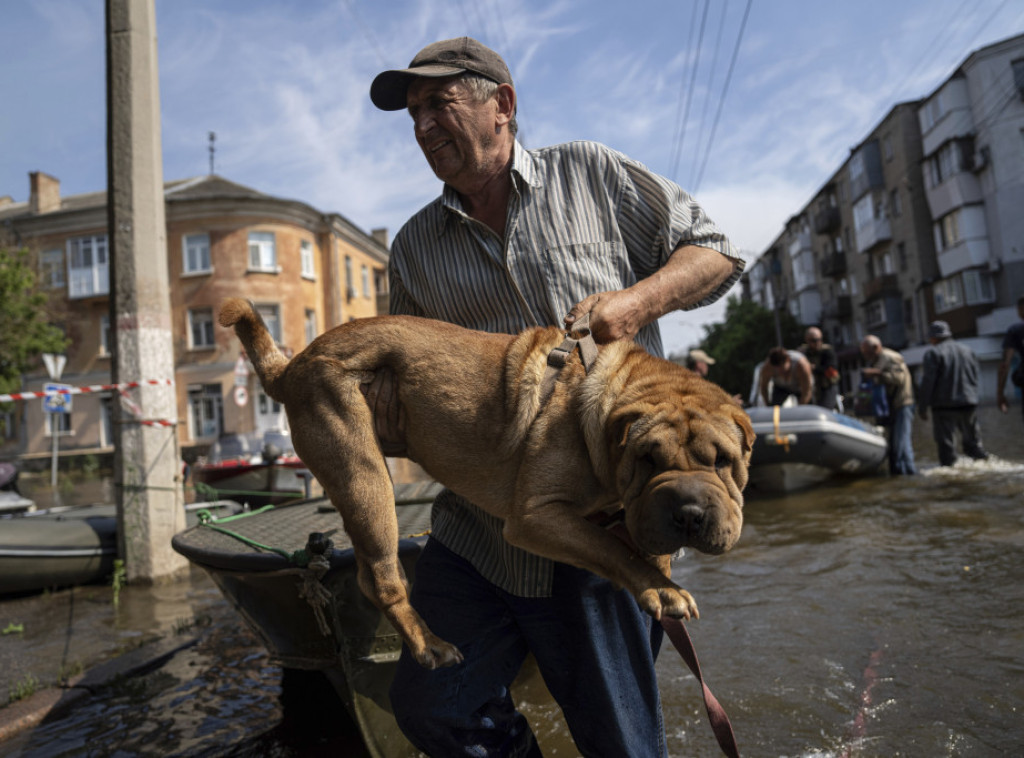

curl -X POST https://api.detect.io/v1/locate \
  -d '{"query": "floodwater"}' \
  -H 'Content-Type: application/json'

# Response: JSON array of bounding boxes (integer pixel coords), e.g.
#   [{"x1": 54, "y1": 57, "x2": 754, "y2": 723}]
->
[{"x1": 2, "y1": 406, "x2": 1023, "y2": 756}]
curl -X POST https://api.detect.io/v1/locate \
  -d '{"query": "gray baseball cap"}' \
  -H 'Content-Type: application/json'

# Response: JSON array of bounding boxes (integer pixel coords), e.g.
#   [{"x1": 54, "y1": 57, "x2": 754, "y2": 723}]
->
[{"x1": 370, "y1": 37, "x2": 513, "y2": 111}]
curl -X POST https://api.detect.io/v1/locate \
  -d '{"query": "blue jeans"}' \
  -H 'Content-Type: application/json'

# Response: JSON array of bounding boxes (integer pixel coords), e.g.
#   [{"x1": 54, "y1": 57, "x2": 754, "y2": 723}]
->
[
  {"x1": 888, "y1": 404, "x2": 917, "y2": 475},
  {"x1": 389, "y1": 538, "x2": 667, "y2": 757}
]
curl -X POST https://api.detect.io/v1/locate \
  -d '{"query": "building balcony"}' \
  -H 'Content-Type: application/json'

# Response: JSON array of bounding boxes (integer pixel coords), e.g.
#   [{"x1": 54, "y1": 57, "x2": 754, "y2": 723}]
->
[
  {"x1": 813, "y1": 206, "x2": 841, "y2": 235},
  {"x1": 855, "y1": 216, "x2": 892, "y2": 254},
  {"x1": 937, "y1": 237, "x2": 991, "y2": 278},
  {"x1": 863, "y1": 273, "x2": 900, "y2": 300},
  {"x1": 925, "y1": 171, "x2": 984, "y2": 220},
  {"x1": 822, "y1": 294, "x2": 852, "y2": 320},
  {"x1": 820, "y1": 252, "x2": 847, "y2": 278},
  {"x1": 787, "y1": 229, "x2": 812, "y2": 258}
]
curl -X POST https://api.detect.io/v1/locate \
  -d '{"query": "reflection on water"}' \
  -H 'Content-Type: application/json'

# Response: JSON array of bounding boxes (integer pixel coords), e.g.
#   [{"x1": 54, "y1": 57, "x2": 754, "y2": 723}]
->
[
  {"x1": 3, "y1": 408, "x2": 1022, "y2": 756},
  {"x1": 659, "y1": 407, "x2": 1024, "y2": 757}
]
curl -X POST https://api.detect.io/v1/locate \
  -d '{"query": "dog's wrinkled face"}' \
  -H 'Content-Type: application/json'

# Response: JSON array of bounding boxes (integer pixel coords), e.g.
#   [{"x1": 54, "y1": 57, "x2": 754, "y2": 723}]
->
[{"x1": 612, "y1": 391, "x2": 754, "y2": 557}]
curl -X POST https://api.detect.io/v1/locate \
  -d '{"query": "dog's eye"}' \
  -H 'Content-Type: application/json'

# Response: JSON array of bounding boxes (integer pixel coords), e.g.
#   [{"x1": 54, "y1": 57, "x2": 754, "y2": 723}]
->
[{"x1": 714, "y1": 452, "x2": 731, "y2": 470}]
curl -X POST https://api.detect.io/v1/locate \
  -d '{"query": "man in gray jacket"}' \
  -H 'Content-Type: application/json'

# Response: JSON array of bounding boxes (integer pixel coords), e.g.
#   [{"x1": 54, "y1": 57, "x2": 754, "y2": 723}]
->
[{"x1": 917, "y1": 320, "x2": 989, "y2": 466}]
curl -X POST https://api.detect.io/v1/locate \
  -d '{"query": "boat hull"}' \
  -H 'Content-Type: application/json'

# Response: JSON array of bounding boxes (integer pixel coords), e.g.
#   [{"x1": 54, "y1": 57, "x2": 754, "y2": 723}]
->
[
  {"x1": 0, "y1": 501, "x2": 244, "y2": 595},
  {"x1": 172, "y1": 481, "x2": 442, "y2": 758},
  {"x1": 746, "y1": 406, "x2": 887, "y2": 492}
]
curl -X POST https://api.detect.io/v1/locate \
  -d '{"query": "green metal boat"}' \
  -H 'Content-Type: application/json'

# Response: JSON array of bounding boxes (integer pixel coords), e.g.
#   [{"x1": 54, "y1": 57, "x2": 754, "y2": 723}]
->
[{"x1": 171, "y1": 480, "x2": 442, "y2": 758}]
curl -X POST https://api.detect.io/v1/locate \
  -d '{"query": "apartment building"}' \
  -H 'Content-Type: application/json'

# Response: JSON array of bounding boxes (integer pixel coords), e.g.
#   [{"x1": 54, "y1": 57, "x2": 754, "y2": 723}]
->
[
  {"x1": 744, "y1": 32, "x2": 1024, "y2": 400},
  {"x1": 0, "y1": 171, "x2": 390, "y2": 462}
]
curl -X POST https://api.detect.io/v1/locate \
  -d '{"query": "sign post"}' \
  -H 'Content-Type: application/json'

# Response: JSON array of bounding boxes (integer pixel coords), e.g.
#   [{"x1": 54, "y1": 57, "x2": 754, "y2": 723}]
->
[{"x1": 42, "y1": 354, "x2": 68, "y2": 494}]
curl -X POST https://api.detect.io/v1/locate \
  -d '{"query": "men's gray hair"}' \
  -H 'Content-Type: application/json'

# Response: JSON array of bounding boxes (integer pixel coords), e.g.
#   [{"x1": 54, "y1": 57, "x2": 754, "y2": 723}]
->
[{"x1": 462, "y1": 74, "x2": 519, "y2": 136}]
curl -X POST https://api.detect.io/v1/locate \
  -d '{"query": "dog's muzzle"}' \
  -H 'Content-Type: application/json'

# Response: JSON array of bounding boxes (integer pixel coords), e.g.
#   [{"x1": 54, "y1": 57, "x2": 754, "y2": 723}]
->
[{"x1": 628, "y1": 473, "x2": 742, "y2": 556}]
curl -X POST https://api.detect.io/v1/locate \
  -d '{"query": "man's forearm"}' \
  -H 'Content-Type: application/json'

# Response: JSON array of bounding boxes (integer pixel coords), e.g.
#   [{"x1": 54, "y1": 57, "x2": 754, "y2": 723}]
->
[{"x1": 631, "y1": 244, "x2": 736, "y2": 322}]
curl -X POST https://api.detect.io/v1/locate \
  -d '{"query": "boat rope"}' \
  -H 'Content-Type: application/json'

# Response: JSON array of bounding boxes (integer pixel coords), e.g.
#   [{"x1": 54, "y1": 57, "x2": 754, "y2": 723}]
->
[
  {"x1": 296, "y1": 532, "x2": 334, "y2": 636},
  {"x1": 192, "y1": 506, "x2": 334, "y2": 567},
  {"x1": 772, "y1": 404, "x2": 791, "y2": 452}
]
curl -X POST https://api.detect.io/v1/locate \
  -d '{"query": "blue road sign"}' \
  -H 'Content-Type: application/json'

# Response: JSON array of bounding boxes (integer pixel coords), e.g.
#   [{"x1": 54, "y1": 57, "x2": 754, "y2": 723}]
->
[{"x1": 43, "y1": 383, "x2": 73, "y2": 414}]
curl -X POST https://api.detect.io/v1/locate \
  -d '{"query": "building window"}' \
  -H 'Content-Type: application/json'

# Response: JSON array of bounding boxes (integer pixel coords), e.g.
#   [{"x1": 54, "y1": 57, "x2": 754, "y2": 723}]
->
[
  {"x1": 925, "y1": 138, "x2": 974, "y2": 189},
  {"x1": 1, "y1": 407, "x2": 15, "y2": 441},
  {"x1": 1012, "y1": 57, "x2": 1024, "y2": 99},
  {"x1": 183, "y1": 233, "x2": 211, "y2": 274},
  {"x1": 248, "y1": 231, "x2": 277, "y2": 272},
  {"x1": 67, "y1": 235, "x2": 109, "y2": 298},
  {"x1": 188, "y1": 308, "x2": 216, "y2": 349},
  {"x1": 890, "y1": 189, "x2": 902, "y2": 218},
  {"x1": 897, "y1": 242, "x2": 907, "y2": 273},
  {"x1": 256, "y1": 304, "x2": 282, "y2": 343},
  {"x1": 300, "y1": 240, "x2": 315, "y2": 279},
  {"x1": 44, "y1": 413, "x2": 72, "y2": 436},
  {"x1": 935, "y1": 210, "x2": 961, "y2": 251},
  {"x1": 100, "y1": 314, "x2": 111, "y2": 356},
  {"x1": 962, "y1": 270, "x2": 995, "y2": 305},
  {"x1": 362, "y1": 265, "x2": 370, "y2": 297},
  {"x1": 345, "y1": 255, "x2": 355, "y2": 299},
  {"x1": 933, "y1": 277, "x2": 964, "y2": 313},
  {"x1": 883, "y1": 134, "x2": 893, "y2": 162},
  {"x1": 865, "y1": 300, "x2": 885, "y2": 327},
  {"x1": 853, "y1": 195, "x2": 874, "y2": 233},
  {"x1": 304, "y1": 309, "x2": 317, "y2": 345},
  {"x1": 903, "y1": 298, "x2": 915, "y2": 328},
  {"x1": 188, "y1": 384, "x2": 222, "y2": 440},
  {"x1": 40, "y1": 249, "x2": 65, "y2": 288}
]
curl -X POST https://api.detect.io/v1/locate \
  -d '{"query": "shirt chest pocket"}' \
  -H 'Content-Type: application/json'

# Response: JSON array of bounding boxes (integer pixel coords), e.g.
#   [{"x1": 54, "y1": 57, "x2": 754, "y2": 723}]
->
[{"x1": 537, "y1": 241, "x2": 635, "y2": 312}]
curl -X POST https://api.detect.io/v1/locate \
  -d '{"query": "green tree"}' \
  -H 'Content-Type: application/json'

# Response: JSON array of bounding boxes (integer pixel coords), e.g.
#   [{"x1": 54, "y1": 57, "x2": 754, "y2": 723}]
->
[
  {"x1": 0, "y1": 247, "x2": 68, "y2": 397},
  {"x1": 696, "y1": 297, "x2": 803, "y2": 400}
]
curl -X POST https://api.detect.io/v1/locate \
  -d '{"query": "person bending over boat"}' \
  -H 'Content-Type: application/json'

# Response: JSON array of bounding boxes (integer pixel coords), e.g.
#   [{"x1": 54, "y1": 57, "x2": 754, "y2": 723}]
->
[{"x1": 759, "y1": 347, "x2": 813, "y2": 406}]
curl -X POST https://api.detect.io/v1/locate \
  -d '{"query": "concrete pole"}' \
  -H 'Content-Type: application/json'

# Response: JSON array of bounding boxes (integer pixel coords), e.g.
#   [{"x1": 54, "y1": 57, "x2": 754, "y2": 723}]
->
[{"x1": 106, "y1": 0, "x2": 187, "y2": 582}]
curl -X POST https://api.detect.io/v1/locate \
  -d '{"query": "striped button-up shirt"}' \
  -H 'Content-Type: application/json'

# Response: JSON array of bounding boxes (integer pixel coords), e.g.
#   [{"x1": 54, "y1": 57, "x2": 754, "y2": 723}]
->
[{"x1": 389, "y1": 139, "x2": 743, "y2": 596}]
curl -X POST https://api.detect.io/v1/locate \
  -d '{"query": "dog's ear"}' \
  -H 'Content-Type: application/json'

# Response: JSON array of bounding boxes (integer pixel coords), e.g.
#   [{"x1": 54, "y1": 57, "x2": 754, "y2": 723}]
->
[
  {"x1": 611, "y1": 413, "x2": 660, "y2": 503},
  {"x1": 730, "y1": 409, "x2": 755, "y2": 456}
]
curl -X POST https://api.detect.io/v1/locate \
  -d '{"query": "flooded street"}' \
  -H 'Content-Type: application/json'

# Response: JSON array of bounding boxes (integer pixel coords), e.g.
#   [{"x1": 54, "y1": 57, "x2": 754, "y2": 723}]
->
[{"x1": 2, "y1": 406, "x2": 1023, "y2": 756}]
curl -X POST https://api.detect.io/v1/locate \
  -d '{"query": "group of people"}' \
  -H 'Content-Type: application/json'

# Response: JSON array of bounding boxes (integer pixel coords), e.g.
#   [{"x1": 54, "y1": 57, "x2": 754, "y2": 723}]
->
[
  {"x1": 756, "y1": 327, "x2": 840, "y2": 410},
  {"x1": 755, "y1": 296, "x2": 1024, "y2": 478}
]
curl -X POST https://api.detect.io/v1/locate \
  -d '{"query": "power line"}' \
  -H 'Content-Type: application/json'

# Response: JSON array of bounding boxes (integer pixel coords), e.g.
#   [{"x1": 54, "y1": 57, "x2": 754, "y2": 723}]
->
[
  {"x1": 694, "y1": 0, "x2": 752, "y2": 194},
  {"x1": 690, "y1": 0, "x2": 730, "y2": 186},
  {"x1": 669, "y1": 0, "x2": 708, "y2": 181}
]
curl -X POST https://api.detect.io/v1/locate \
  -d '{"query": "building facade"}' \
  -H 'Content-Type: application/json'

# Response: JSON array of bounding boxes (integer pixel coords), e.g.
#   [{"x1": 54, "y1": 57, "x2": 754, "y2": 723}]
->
[
  {"x1": 744, "y1": 32, "x2": 1024, "y2": 400},
  {"x1": 0, "y1": 172, "x2": 390, "y2": 463}
]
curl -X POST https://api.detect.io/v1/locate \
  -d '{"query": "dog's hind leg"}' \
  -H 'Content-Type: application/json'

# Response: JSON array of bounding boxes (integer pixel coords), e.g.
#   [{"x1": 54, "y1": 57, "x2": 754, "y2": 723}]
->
[{"x1": 288, "y1": 378, "x2": 463, "y2": 670}]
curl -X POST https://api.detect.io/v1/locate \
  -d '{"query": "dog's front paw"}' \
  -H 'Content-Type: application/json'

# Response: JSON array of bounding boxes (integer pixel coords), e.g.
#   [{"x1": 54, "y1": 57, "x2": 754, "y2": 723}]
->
[
  {"x1": 414, "y1": 636, "x2": 464, "y2": 670},
  {"x1": 638, "y1": 586, "x2": 699, "y2": 621}
]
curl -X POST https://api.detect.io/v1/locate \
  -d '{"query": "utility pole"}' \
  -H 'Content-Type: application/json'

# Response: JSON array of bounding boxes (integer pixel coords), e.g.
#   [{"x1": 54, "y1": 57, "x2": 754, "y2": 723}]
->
[{"x1": 106, "y1": 0, "x2": 187, "y2": 582}]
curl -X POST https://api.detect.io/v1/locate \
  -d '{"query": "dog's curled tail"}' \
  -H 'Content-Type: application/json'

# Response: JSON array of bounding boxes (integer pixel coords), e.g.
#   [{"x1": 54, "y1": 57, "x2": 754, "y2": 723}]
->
[{"x1": 219, "y1": 298, "x2": 289, "y2": 402}]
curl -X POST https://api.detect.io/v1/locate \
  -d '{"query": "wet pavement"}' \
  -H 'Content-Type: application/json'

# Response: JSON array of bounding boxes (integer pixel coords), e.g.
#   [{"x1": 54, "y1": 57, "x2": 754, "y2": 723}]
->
[{"x1": 0, "y1": 569, "x2": 374, "y2": 757}]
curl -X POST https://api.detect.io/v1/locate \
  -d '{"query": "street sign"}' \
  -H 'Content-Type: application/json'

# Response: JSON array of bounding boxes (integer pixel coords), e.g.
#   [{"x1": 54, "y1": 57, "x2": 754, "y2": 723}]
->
[
  {"x1": 43, "y1": 383, "x2": 73, "y2": 414},
  {"x1": 233, "y1": 385, "x2": 249, "y2": 407},
  {"x1": 234, "y1": 354, "x2": 250, "y2": 387},
  {"x1": 42, "y1": 353, "x2": 66, "y2": 380}
]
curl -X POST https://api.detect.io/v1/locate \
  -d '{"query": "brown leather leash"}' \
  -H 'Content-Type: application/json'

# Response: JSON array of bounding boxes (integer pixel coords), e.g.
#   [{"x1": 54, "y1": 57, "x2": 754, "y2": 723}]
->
[{"x1": 585, "y1": 490, "x2": 741, "y2": 756}]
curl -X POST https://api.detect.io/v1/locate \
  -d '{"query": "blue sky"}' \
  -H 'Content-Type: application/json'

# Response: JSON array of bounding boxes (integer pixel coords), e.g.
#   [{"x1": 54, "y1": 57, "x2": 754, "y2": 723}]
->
[{"x1": 4, "y1": 0, "x2": 1024, "y2": 355}]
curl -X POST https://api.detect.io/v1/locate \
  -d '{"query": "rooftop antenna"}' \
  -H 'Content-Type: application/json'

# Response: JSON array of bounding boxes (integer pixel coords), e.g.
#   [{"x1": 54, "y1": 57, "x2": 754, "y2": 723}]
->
[{"x1": 208, "y1": 131, "x2": 216, "y2": 175}]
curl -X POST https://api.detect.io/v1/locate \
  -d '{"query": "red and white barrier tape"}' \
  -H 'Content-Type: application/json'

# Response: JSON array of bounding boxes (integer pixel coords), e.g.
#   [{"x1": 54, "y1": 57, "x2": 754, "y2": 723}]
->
[{"x1": 0, "y1": 379, "x2": 173, "y2": 403}]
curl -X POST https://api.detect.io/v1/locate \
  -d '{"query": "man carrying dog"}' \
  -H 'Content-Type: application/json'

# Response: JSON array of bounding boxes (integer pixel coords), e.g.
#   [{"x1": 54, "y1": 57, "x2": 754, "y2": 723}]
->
[{"x1": 367, "y1": 36, "x2": 743, "y2": 757}]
